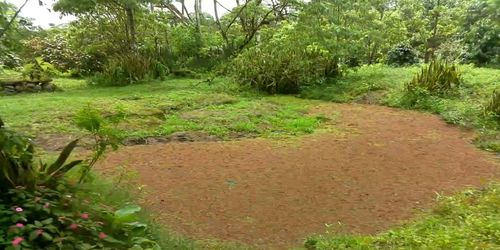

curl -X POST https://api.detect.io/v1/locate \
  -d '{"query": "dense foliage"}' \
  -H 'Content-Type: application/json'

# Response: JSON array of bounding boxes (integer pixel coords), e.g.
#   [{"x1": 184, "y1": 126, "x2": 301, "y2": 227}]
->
[
  {"x1": 0, "y1": 0, "x2": 497, "y2": 90},
  {"x1": 387, "y1": 43, "x2": 419, "y2": 66},
  {"x1": 0, "y1": 114, "x2": 159, "y2": 249}
]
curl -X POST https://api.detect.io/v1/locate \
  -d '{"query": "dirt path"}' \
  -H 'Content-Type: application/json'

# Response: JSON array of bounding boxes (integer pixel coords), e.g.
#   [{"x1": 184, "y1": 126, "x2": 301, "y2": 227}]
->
[{"x1": 100, "y1": 103, "x2": 498, "y2": 249}]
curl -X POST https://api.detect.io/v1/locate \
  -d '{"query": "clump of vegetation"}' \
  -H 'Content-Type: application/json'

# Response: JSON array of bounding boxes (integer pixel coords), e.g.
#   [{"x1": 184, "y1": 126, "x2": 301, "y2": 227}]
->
[
  {"x1": 386, "y1": 43, "x2": 419, "y2": 66},
  {"x1": 305, "y1": 183, "x2": 500, "y2": 249},
  {"x1": 485, "y1": 89, "x2": 500, "y2": 117},
  {"x1": 90, "y1": 54, "x2": 154, "y2": 86},
  {"x1": 21, "y1": 57, "x2": 58, "y2": 82},
  {"x1": 406, "y1": 60, "x2": 461, "y2": 95},
  {"x1": 0, "y1": 114, "x2": 160, "y2": 249},
  {"x1": 402, "y1": 60, "x2": 462, "y2": 106},
  {"x1": 232, "y1": 24, "x2": 339, "y2": 94}
]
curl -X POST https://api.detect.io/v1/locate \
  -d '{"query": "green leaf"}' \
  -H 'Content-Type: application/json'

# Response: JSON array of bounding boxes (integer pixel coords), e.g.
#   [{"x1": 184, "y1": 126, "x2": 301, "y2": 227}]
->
[
  {"x1": 41, "y1": 218, "x2": 53, "y2": 225},
  {"x1": 34, "y1": 221, "x2": 43, "y2": 227},
  {"x1": 29, "y1": 230, "x2": 39, "y2": 241},
  {"x1": 42, "y1": 232, "x2": 53, "y2": 241},
  {"x1": 114, "y1": 205, "x2": 141, "y2": 223},
  {"x1": 46, "y1": 139, "x2": 79, "y2": 176}
]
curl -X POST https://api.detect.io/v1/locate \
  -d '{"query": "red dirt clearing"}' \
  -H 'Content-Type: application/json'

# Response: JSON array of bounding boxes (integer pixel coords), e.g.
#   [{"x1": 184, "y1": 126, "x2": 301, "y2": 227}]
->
[{"x1": 100, "y1": 103, "x2": 499, "y2": 249}]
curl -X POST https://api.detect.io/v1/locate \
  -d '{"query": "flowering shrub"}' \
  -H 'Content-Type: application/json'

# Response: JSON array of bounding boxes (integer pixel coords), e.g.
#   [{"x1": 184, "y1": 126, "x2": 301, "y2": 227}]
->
[
  {"x1": 0, "y1": 185, "x2": 160, "y2": 249},
  {"x1": 0, "y1": 114, "x2": 159, "y2": 249}
]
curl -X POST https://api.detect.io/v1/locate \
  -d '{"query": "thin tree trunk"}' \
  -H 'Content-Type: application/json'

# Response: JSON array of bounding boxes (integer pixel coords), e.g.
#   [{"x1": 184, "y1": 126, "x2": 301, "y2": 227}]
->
[
  {"x1": 214, "y1": 0, "x2": 229, "y2": 46},
  {"x1": 0, "y1": 0, "x2": 29, "y2": 40}
]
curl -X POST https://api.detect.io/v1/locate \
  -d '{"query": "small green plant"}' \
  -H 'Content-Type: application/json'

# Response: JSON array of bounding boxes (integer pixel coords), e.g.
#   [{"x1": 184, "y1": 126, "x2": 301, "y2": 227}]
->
[
  {"x1": 485, "y1": 89, "x2": 500, "y2": 117},
  {"x1": 21, "y1": 57, "x2": 58, "y2": 82},
  {"x1": 0, "y1": 118, "x2": 80, "y2": 190}
]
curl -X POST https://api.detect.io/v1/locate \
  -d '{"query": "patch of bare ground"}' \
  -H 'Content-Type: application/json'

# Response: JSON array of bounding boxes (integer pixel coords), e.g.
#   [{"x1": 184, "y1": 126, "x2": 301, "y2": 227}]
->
[{"x1": 97, "y1": 103, "x2": 498, "y2": 249}]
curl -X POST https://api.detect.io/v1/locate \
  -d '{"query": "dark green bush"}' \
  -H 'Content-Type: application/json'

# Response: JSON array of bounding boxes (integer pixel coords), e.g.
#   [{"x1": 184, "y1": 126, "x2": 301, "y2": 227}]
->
[{"x1": 387, "y1": 43, "x2": 419, "y2": 66}]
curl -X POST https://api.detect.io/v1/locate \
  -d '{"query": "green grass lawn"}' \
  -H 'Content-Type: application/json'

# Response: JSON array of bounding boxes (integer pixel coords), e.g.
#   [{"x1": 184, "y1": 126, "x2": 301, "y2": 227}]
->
[
  {"x1": 0, "y1": 77, "x2": 329, "y2": 142},
  {"x1": 301, "y1": 64, "x2": 500, "y2": 152}
]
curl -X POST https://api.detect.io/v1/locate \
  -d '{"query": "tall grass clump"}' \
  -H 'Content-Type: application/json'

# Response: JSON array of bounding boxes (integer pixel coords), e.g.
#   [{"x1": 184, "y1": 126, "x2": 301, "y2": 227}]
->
[{"x1": 485, "y1": 89, "x2": 500, "y2": 118}]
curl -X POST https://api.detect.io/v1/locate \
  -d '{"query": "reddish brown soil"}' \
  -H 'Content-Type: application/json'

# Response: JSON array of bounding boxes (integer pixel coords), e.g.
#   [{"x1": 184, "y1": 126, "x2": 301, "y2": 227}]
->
[{"x1": 100, "y1": 103, "x2": 499, "y2": 249}]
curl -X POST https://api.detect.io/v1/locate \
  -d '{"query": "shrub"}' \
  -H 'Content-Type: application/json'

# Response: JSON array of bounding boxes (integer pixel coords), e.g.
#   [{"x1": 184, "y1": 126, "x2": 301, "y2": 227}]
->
[
  {"x1": 485, "y1": 89, "x2": 500, "y2": 117},
  {"x1": 21, "y1": 57, "x2": 59, "y2": 82},
  {"x1": 386, "y1": 43, "x2": 419, "y2": 66},
  {"x1": 0, "y1": 50, "x2": 21, "y2": 69},
  {"x1": 90, "y1": 54, "x2": 153, "y2": 86},
  {"x1": 0, "y1": 114, "x2": 159, "y2": 249},
  {"x1": 232, "y1": 24, "x2": 340, "y2": 94},
  {"x1": 406, "y1": 59, "x2": 461, "y2": 96}
]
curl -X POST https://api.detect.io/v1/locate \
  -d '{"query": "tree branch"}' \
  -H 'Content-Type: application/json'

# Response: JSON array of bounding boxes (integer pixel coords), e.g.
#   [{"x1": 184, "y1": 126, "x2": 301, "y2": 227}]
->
[{"x1": 0, "y1": 0, "x2": 29, "y2": 40}]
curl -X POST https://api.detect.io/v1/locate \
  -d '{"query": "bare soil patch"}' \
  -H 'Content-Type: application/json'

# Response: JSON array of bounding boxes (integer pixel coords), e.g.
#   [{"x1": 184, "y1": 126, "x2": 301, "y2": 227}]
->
[{"x1": 100, "y1": 103, "x2": 499, "y2": 249}]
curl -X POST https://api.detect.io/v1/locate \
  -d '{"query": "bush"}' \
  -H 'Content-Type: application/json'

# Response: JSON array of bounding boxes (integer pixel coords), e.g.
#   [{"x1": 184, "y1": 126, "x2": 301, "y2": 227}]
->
[
  {"x1": 406, "y1": 60, "x2": 461, "y2": 95},
  {"x1": 485, "y1": 89, "x2": 500, "y2": 117},
  {"x1": 0, "y1": 113, "x2": 159, "y2": 249},
  {"x1": 232, "y1": 25, "x2": 340, "y2": 94},
  {"x1": 0, "y1": 50, "x2": 21, "y2": 69},
  {"x1": 21, "y1": 57, "x2": 59, "y2": 82},
  {"x1": 90, "y1": 54, "x2": 153, "y2": 86},
  {"x1": 387, "y1": 43, "x2": 419, "y2": 66}
]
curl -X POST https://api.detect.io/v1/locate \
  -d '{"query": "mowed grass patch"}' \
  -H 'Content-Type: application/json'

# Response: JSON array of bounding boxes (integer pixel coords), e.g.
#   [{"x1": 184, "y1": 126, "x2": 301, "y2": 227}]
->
[{"x1": 0, "y1": 77, "x2": 329, "y2": 141}]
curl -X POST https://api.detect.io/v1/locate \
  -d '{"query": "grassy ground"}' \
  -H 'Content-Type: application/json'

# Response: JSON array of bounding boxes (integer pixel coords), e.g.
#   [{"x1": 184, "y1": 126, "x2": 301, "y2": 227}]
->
[
  {"x1": 304, "y1": 184, "x2": 500, "y2": 250},
  {"x1": 0, "y1": 76, "x2": 329, "y2": 143},
  {"x1": 301, "y1": 64, "x2": 500, "y2": 152}
]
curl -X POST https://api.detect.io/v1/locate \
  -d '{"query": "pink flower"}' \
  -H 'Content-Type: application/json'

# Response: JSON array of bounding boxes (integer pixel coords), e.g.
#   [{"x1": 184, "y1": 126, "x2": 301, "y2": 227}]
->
[
  {"x1": 99, "y1": 232, "x2": 107, "y2": 239},
  {"x1": 80, "y1": 213, "x2": 89, "y2": 219},
  {"x1": 15, "y1": 223, "x2": 24, "y2": 228},
  {"x1": 43, "y1": 203, "x2": 50, "y2": 209},
  {"x1": 11, "y1": 237, "x2": 23, "y2": 246},
  {"x1": 69, "y1": 223, "x2": 78, "y2": 230},
  {"x1": 14, "y1": 207, "x2": 23, "y2": 212},
  {"x1": 36, "y1": 229, "x2": 44, "y2": 236}
]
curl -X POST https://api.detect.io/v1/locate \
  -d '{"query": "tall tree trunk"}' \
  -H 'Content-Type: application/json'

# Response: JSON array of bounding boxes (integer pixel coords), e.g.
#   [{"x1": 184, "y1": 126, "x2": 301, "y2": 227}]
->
[
  {"x1": 0, "y1": 0, "x2": 29, "y2": 40},
  {"x1": 125, "y1": 6, "x2": 137, "y2": 51},
  {"x1": 194, "y1": 0, "x2": 201, "y2": 34},
  {"x1": 426, "y1": 0, "x2": 441, "y2": 63}
]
